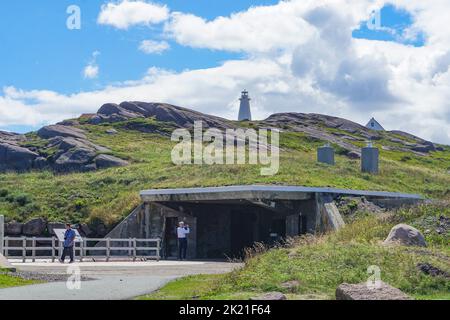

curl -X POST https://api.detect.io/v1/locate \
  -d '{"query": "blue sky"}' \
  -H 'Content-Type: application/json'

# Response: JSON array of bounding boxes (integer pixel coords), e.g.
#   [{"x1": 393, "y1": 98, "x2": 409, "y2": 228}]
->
[
  {"x1": 0, "y1": 0, "x2": 277, "y2": 94},
  {"x1": 0, "y1": 1, "x2": 418, "y2": 95},
  {"x1": 1, "y1": 1, "x2": 449, "y2": 144}
]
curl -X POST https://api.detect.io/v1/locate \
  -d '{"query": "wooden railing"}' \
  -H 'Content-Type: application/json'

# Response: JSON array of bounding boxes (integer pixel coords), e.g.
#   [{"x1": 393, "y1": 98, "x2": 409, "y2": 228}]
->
[{"x1": 2, "y1": 237, "x2": 161, "y2": 263}]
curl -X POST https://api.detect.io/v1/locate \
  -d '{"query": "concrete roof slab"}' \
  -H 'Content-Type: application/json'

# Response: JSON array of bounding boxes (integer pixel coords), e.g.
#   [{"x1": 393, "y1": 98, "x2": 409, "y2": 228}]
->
[{"x1": 140, "y1": 185, "x2": 423, "y2": 203}]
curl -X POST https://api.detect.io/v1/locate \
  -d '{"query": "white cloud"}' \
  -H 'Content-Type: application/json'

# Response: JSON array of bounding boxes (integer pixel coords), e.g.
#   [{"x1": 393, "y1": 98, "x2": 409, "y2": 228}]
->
[
  {"x1": 1, "y1": 0, "x2": 450, "y2": 145},
  {"x1": 98, "y1": 0, "x2": 169, "y2": 29},
  {"x1": 84, "y1": 65, "x2": 99, "y2": 79},
  {"x1": 139, "y1": 40, "x2": 170, "y2": 54},
  {"x1": 164, "y1": 2, "x2": 315, "y2": 53},
  {"x1": 83, "y1": 51, "x2": 100, "y2": 79}
]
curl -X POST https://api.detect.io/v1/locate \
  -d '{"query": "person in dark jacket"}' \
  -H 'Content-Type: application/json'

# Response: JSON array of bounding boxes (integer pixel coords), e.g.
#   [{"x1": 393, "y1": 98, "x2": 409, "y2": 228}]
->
[{"x1": 60, "y1": 223, "x2": 76, "y2": 263}]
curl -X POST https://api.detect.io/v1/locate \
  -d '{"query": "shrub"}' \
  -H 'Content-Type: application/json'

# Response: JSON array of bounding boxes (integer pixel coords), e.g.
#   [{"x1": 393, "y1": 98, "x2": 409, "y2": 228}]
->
[
  {"x1": 0, "y1": 189, "x2": 8, "y2": 198},
  {"x1": 14, "y1": 193, "x2": 32, "y2": 206}
]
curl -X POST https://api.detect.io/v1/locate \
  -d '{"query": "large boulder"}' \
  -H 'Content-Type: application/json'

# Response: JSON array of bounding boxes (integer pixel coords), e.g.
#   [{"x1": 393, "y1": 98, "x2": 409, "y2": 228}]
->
[
  {"x1": 54, "y1": 148, "x2": 97, "y2": 171},
  {"x1": 49, "y1": 136, "x2": 109, "y2": 153},
  {"x1": 47, "y1": 222, "x2": 66, "y2": 236},
  {"x1": 78, "y1": 223, "x2": 93, "y2": 237},
  {"x1": 417, "y1": 263, "x2": 450, "y2": 278},
  {"x1": 0, "y1": 143, "x2": 38, "y2": 171},
  {"x1": 94, "y1": 154, "x2": 129, "y2": 169},
  {"x1": 23, "y1": 218, "x2": 47, "y2": 236},
  {"x1": 383, "y1": 224, "x2": 427, "y2": 247},
  {"x1": 336, "y1": 282, "x2": 411, "y2": 300},
  {"x1": 93, "y1": 101, "x2": 232, "y2": 129},
  {"x1": 5, "y1": 222, "x2": 23, "y2": 236},
  {"x1": 37, "y1": 125, "x2": 86, "y2": 140}
]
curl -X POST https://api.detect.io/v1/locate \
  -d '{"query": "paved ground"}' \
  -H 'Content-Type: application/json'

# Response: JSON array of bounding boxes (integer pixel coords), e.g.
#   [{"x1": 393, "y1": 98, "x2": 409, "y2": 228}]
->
[{"x1": 0, "y1": 260, "x2": 243, "y2": 300}]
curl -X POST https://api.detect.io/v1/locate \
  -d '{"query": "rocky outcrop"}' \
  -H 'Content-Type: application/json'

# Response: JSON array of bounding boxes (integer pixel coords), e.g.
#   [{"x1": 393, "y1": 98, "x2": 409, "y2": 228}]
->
[
  {"x1": 336, "y1": 282, "x2": 411, "y2": 300},
  {"x1": 94, "y1": 154, "x2": 129, "y2": 169},
  {"x1": 0, "y1": 123, "x2": 128, "y2": 173},
  {"x1": 22, "y1": 218, "x2": 47, "y2": 236},
  {"x1": 262, "y1": 113, "x2": 440, "y2": 157},
  {"x1": 417, "y1": 263, "x2": 450, "y2": 278},
  {"x1": 383, "y1": 224, "x2": 427, "y2": 247},
  {"x1": 0, "y1": 143, "x2": 39, "y2": 171},
  {"x1": 37, "y1": 125, "x2": 86, "y2": 140},
  {"x1": 89, "y1": 101, "x2": 232, "y2": 129},
  {"x1": 54, "y1": 148, "x2": 98, "y2": 172},
  {"x1": 47, "y1": 222, "x2": 66, "y2": 236},
  {"x1": 1, "y1": 101, "x2": 445, "y2": 173},
  {"x1": 5, "y1": 222, "x2": 24, "y2": 236}
]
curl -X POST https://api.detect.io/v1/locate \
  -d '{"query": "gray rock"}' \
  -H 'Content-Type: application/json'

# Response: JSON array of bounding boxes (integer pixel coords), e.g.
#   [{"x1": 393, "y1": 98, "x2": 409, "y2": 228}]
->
[
  {"x1": 79, "y1": 224, "x2": 93, "y2": 237},
  {"x1": 336, "y1": 282, "x2": 411, "y2": 300},
  {"x1": 94, "y1": 101, "x2": 232, "y2": 129},
  {"x1": 417, "y1": 263, "x2": 450, "y2": 278},
  {"x1": 95, "y1": 223, "x2": 108, "y2": 237},
  {"x1": 37, "y1": 125, "x2": 86, "y2": 140},
  {"x1": 383, "y1": 224, "x2": 427, "y2": 247},
  {"x1": 250, "y1": 292, "x2": 287, "y2": 301},
  {"x1": 23, "y1": 218, "x2": 47, "y2": 236},
  {"x1": 83, "y1": 163, "x2": 98, "y2": 171},
  {"x1": 94, "y1": 154, "x2": 129, "y2": 169},
  {"x1": 280, "y1": 280, "x2": 300, "y2": 292},
  {"x1": 33, "y1": 157, "x2": 48, "y2": 170},
  {"x1": 346, "y1": 151, "x2": 361, "y2": 159},
  {"x1": 0, "y1": 143, "x2": 38, "y2": 171},
  {"x1": 49, "y1": 136, "x2": 110, "y2": 153},
  {"x1": 47, "y1": 222, "x2": 66, "y2": 236},
  {"x1": 106, "y1": 129, "x2": 118, "y2": 135},
  {"x1": 0, "y1": 131, "x2": 26, "y2": 143},
  {"x1": 5, "y1": 222, "x2": 23, "y2": 236},
  {"x1": 54, "y1": 148, "x2": 97, "y2": 171},
  {"x1": 411, "y1": 143, "x2": 436, "y2": 153}
]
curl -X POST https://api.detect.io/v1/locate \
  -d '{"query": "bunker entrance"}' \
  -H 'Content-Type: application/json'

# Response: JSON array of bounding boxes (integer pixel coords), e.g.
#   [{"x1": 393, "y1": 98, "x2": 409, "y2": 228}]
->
[
  {"x1": 164, "y1": 217, "x2": 179, "y2": 259},
  {"x1": 230, "y1": 210, "x2": 256, "y2": 258},
  {"x1": 158, "y1": 198, "x2": 317, "y2": 259}
]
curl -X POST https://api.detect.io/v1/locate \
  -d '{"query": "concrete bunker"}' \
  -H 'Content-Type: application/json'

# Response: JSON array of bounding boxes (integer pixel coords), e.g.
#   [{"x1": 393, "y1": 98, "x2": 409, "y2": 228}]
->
[{"x1": 106, "y1": 186, "x2": 422, "y2": 259}]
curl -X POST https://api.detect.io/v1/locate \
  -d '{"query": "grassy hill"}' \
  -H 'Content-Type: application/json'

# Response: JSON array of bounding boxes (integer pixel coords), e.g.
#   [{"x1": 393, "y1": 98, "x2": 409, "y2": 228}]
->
[
  {"x1": 0, "y1": 115, "x2": 449, "y2": 230},
  {"x1": 139, "y1": 201, "x2": 450, "y2": 300}
]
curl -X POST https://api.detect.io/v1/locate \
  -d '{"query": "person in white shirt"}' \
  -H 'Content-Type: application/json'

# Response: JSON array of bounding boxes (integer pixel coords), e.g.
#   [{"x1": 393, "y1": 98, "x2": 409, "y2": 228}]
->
[{"x1": 177, "y1": 221, "x2": 190, "y2": 260}]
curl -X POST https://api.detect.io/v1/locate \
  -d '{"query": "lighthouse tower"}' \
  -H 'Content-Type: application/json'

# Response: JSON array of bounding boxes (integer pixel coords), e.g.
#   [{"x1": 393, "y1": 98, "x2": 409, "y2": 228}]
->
[{"x1": 238, "y1": 90, "x2": 252, "y2": 121}]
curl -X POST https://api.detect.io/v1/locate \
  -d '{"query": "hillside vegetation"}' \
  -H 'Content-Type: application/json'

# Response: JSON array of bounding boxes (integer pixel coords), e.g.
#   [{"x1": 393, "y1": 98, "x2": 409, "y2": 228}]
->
[
  {"x1": 0, "y1": 103, "x2": 449, "y2": 230},
  {"x1": 139, "y1": 201, "x2": 450, "y2": 300}
]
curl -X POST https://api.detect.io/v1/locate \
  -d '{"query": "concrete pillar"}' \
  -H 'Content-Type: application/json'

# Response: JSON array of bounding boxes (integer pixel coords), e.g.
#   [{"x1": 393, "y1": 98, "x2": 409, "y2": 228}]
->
[
  {"x1": 361, "y1": 146, "x2": 379, "y2": 174},
  {"x1": 317, "y1": 145, "x2": 335, "y2": 165},
  {"x1": 0, "y1": 215, "x2": 4, "y2": 255}
]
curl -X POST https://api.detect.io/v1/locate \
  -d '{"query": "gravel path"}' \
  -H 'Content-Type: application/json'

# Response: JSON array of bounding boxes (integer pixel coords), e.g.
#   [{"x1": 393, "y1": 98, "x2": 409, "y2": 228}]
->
[
  {"x1": 0, "y1": 260, "x2": 243, "y2": 300},
  {"x1": 0, "y1": 271, "x2": 93, "y2": 282}
]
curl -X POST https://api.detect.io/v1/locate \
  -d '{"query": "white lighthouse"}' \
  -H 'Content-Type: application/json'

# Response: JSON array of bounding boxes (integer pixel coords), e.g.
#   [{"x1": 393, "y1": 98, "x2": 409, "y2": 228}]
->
[{"x1": 238, "y1": 90, "x2": 252, "y2": 121}]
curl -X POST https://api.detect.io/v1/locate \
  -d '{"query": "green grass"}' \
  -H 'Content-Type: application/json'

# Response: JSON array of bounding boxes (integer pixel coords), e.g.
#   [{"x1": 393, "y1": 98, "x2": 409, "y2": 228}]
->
[
  {"x1": 0, "y1": 271, "x2": 39, "y2": 289},
  {"x1": 139, "y1": 203, "x2": 449, "y2": 300},
  {"x1": 0, "y1": 121, "x2": 449, "y2": 228}
]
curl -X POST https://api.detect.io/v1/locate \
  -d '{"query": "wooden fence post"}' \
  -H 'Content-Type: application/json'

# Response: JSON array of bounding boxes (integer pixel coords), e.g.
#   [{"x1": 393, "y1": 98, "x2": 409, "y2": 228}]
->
[
  {"x1": 106, "y1": 238, "x2": 111, "y2": 262},
  {"x1": 128, "y1": 239, "x2": 132, "y2": 258},
  {"x1": 80, "y1": 239, "x2": 84, "y2": 262},
  {"x1": 51, "y1": 237, "x2": 56, "y2": 262},
  {"x1": 4, "y1": 236, "x2": 8, "y2": 257},
  {"x1": 22, "y1": 237, "x2": 26, "y2": 263},
  {"x1": 32, "y1": 237, "x2": 36, "y2": 262},
  {"x1": 157, "y1": 239, "x2": 161, "y2": 262}
]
